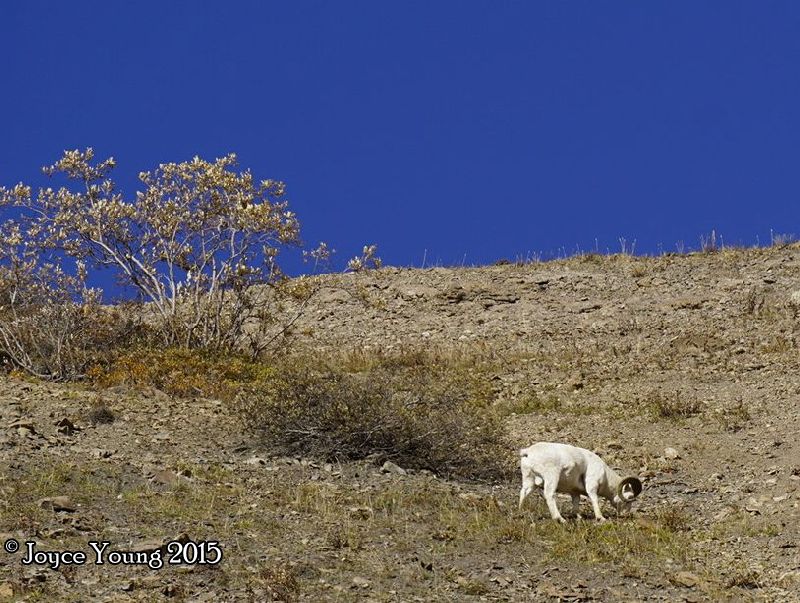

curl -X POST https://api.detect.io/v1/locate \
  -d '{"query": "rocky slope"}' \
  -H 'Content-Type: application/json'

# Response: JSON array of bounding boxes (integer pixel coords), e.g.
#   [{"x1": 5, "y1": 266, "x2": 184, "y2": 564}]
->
[{"x1": 2, "y1": 246, "x2": 800, "y2": 601}]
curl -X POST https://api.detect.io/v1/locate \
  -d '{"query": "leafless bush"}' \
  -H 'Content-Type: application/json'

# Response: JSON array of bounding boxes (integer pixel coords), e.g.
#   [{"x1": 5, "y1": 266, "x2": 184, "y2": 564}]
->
[
  {"x1": 232, "y1": 358, "x2": 510, "y2": 480},
  {"x1": 0, "y1": 252, "x2": 135, "y2": 379}
]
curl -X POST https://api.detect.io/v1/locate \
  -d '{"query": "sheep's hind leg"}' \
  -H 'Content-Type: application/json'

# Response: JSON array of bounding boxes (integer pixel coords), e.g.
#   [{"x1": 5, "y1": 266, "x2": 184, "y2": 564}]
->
[
  {"x1": 519, "y1": 474, "x2": 536, "y2": 511},
  {"x1": 542, "y1": 482, "x2": 566, "y2": 523}
]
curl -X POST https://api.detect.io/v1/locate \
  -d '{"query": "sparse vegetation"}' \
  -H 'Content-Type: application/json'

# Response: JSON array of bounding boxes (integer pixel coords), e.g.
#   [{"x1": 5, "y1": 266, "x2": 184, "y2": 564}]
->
[{"x1": 88, "y1": 346, "x2": 273, "y2": 400}]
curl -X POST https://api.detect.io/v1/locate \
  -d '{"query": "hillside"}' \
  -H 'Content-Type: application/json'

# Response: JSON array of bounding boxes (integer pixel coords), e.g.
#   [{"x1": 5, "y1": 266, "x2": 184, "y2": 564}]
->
[{"x1": 2, "y1": 246, "x2": 800, "y2": 601}]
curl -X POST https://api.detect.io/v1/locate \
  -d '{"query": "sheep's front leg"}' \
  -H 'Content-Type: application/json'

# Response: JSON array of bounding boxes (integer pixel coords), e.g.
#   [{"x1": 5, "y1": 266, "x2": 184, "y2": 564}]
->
[
  {"x1": 542, "y1": 482, "x2": 566, "y2": 523},
  {"x1": 585, "y1": 488, "x2": 606, "y2": 522}
]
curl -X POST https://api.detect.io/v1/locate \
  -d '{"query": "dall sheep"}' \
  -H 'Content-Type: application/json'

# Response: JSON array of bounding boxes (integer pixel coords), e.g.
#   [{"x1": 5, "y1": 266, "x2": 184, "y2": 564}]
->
[{"x1": 518, "y1": 442, "x2": 642, "y2": 522}]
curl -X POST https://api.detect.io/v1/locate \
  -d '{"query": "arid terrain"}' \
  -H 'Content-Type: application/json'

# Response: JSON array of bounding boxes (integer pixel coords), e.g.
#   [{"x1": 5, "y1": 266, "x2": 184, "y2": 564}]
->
[{"x1": 2, "y1": 246, "x2": 800, "y2": 601}]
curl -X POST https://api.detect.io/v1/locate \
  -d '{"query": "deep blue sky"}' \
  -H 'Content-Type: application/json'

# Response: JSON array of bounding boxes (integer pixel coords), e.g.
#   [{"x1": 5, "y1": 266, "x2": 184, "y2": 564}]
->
[{"x1": 3, "y1": 2, "x2": 800, "y2": 272}]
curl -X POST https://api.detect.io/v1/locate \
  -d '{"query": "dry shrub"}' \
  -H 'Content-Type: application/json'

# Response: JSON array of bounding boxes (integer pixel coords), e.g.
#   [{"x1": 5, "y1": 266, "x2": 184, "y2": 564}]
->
[
  {"x1": 653, "y1": 503, "x2": 692, "y2": 532},
  {"x1": 257, "y1": 562, "x2": 299, "y2": 602},
  {"x1": 0, "y1": 286, "x2": 138, "y2": 380},
  {"x1": 715, "y1": 398, "x2": 752, "y2": 432},
  {"x1": 232, "y1": 357, "x2": 510, "y2": 480},
  {"x1": 87, "y1": 401, "x2": 116, "y2": 425},
  {"x1": 649, "y1": 391, "x2": 702, "y2": 419}
]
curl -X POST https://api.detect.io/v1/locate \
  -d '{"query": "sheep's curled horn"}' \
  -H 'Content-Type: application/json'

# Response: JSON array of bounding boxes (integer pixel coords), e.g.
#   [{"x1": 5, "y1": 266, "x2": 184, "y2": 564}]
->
[{"x1": 618, "y1": 477, "x2": 643, "y2": 500}]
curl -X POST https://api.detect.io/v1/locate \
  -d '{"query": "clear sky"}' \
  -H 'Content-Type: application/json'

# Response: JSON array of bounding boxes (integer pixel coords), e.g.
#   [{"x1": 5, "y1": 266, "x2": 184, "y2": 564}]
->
[{"x1": 3, "y1": 2, "x2": 800, "y2": 272}]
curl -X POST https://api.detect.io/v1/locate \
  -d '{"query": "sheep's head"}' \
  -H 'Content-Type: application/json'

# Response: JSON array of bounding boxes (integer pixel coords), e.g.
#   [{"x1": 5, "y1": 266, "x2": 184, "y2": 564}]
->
[{"x1": 613, "y1": 476, "x2": 643, "y2": 513}]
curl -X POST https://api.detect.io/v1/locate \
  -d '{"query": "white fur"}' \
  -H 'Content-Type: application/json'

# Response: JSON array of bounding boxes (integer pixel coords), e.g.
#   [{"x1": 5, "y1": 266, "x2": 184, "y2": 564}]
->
[{"x1": 518, "y1": 442, "x2": 642, "y2": 522}]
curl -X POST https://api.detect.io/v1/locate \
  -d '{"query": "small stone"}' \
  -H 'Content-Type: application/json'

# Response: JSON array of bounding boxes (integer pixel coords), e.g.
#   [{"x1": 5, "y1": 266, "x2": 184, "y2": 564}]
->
[
  {"x1": 130, "y1": 539, "x2": 164, "y2": 554},
  {"x1": 380, "y1": 461, "x2": 407, "y2": 475},
  {"x1": 672, "y1": 571, "x2": 700, "y2": 588},
  {"x1": 352, "y1": 576, "x2": 370, "y2": 589},
  {"x1": 38, "y1": 496, "x2": 76, "y2": 512},
  {"x1": 745, "y1": 497, "x2": 763, "y2": 514},
  {"x1": 151, "y1": 470, "x2": 181, "y2": 486},
  {"x1": 55, "y1": 417, "x2": 78, "y2": 435},
  {"x1": 664, "y1": 447, "x2": 681, "y2": 460},
  {"x1": 8, "y1": 419, "x2": 35, "y2": 434}
]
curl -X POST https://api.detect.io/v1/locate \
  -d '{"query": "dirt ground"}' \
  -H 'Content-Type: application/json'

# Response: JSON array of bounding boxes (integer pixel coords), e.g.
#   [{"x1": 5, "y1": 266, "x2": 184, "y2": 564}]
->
[{"x1": 2, "y1": 246, "x2": 800, "y2": 601}]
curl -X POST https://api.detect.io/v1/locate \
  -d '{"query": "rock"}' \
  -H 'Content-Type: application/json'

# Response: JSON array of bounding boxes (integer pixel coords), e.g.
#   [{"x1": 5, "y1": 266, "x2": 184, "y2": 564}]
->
[
  {"x1": 91, "y1": 448, "x2": 114, "y2": 459},
  {"x1": 351, "y1": 576, "x2": 370, "y2": 589},
  {"x1": 713, "y1": 507, "x2": 733, "y2": 521},
  {"x1": 129, "y1": 539, "x2": 165, "y2": 554},
  {"x1": 244, "y1": 456, "x2": 266, "y2": 466},
  {"x1": 162, "y1": 584, "x2": 181, "y2": 597},
  {"x1": 567, "y1": 372, "x2": 585, "y2": 390},
  {"x1": 55, "y1": 417, "x2": 78, "y2": 435},
  {"x1": 8, "y1": 419, "x2": 35, "y2": 434},
  {"x1": 745, "y1": 497, "x2": 763, "y2": 514},
  {"x1": 672, "y1": 571, "x2": 700, "y2": 588},
  {"x1": 347, "y1": 506, "x2": 374, "y2": 519},
  {"x1": 38, "y1": 496, "x2": 76, "y2": 512},
  {"x1": 151, "y1": 470, "x2": 183, "y2": 486},
  {"x1": 664, "y1": 447, "x2": 681, "y2": 460},
  {"x1": 380, "y1": 461, "x2": 407, "y2": 475}
]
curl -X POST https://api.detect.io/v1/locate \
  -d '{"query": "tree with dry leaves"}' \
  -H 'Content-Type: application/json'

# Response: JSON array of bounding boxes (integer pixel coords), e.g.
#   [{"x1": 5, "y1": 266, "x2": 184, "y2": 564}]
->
[{"x1": 0, "y1": 149, "x2": 338, "y2": 361}]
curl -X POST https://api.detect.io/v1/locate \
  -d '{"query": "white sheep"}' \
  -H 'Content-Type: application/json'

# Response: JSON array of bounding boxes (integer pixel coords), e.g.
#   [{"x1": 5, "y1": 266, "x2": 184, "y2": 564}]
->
[{"x1": 518, "y1": 442, "x2": 642, "y2": 522}]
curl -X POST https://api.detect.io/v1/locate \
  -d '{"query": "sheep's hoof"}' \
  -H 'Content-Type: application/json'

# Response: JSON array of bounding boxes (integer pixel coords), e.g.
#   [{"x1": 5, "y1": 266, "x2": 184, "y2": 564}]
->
[{"x1": 556, "y1": 517, "x2": 567, "y2": 524}]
